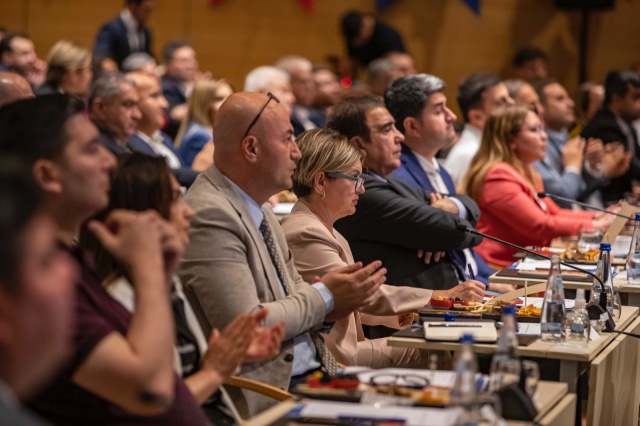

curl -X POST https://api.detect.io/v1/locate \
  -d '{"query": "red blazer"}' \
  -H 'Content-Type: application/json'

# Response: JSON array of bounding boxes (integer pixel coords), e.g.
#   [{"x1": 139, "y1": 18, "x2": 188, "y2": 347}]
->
[{"x1": 474, "y1": 163, "x2": 595, "y2": 267}]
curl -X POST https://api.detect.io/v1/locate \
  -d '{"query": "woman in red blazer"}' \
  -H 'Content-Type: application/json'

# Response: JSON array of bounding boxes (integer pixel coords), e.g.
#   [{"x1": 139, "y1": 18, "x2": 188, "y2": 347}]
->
[{"x1": 461, "y1": 105, "x2": 614, "y2": 267}]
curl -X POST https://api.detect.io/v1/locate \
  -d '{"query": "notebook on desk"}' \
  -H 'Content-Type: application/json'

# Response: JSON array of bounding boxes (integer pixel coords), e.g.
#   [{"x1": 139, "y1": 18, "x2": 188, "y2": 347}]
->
[{"x1": 423, "y1": 322, "x2": 498, "y2": 342}]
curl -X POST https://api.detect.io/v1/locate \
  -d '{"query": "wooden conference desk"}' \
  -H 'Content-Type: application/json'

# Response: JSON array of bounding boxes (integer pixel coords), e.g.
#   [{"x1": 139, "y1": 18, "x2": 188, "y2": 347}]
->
[
  {"x1": 245, "y1": 380, "x2": 575, "y2": 426},
  {"x1": 489, "y1": 267, "x2": 640, "y2": 306},
  {"x1": 387, "y1": 306, "x2": 639, "y2": 426}
]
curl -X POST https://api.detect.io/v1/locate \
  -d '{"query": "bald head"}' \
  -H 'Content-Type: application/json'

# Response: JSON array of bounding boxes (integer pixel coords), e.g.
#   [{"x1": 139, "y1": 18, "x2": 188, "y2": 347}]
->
[
  {"x1": 0, "y1": 72, "x2": 34, "y2": 108},
  {"x1": 213, "y1": 91, "x2": 299, "y2": 204},
  {"x1": 214, "y1": 92, "x2": 283, "y2": 152}
]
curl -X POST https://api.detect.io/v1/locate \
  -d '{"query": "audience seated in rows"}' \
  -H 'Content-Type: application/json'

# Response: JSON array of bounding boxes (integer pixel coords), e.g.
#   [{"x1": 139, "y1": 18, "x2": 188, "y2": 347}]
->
[
  {"x1": 327, "y1": 94, "x2": 485, "y2": 297},
  {"x1": 178, "y1": 91, "x2": 386, "y2": 416},
  {"x1": 582, "y1": 70, "x2": 640, "y2": 205},
  {"x1": 282, "y1": 128, "x2": 435, "y2": 368},
  {"x1": 385, "y1": 74, "x2": 500, "y2": 290},
  {"x1": 79, "y1": 153, "x2": 284, "y2": 425},
  {"x1": 461, "y1": 105, "x2": 616, "y2": 267},
  {"x1": 0, "y1": 94, "x2": 210, "y2": 424}
]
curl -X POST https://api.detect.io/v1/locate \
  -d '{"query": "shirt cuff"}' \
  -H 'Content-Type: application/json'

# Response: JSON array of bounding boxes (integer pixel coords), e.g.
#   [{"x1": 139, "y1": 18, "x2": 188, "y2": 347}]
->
[
  {"x1": 312, "y1": 282, "x2": 335, "y2": 313},
  {"x1": 450, "y1": 197, "x2": 468, "y2": 219}
]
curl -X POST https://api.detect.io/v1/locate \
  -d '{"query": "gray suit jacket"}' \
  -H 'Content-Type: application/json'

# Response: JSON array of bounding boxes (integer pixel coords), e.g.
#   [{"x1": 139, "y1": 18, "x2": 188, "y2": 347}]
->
[{"x1": 178, "y1": 165, "x2": 327, "y2": 417}]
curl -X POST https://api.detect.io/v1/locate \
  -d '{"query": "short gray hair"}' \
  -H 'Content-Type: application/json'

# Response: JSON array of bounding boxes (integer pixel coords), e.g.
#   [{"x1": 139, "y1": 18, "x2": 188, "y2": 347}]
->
[
  {"x1": 88, "y1": 72, "x2": 135, "y2": 111},
  {"x1": 384, "y1": 73, "x2": 446, "y2": 133},
  {"x1": 244, "y1": 66, "x2": 290, "y2": 92},
  {"x1": 366, "y1": 58, "x2": 398, "y2": 86},
  {"x1": 274, "y1": 55, "x2": 312, "y2": 75},
  {"x1": 121, "y1": 52, "x2": 156, "y2": 73}
]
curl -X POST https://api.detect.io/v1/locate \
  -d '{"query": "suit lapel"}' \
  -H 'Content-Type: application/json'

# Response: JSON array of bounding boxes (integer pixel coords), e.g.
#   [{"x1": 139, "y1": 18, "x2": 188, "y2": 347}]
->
[
  {"x1": 204, "y1": 167, "x2": 286, "y2": 300},
  {"x1": 400, "y1": 145, "x2": 435, "y2": 192}
]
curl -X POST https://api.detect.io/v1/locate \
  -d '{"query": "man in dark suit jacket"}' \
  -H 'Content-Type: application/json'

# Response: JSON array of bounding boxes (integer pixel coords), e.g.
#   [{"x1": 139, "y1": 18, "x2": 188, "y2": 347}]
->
[
  {"x1": 385, "y1": 74, "x2": 498, "y2": 289},
  {"x1": 93, "y1": 0, "x2": 155, "y2": 68},
  {"x1": 328, "y1": 94, "x2": 485, "y2": 295},
  {"x1": 161, "y1": 41, "x2": 198, "y2": 119},
  {"x1": 582, "y1": 70, "x2": 640, "y2": 205},
  {"x1": 89, "y1": 72, "x2": 141, "y2": 155},
  {"x1": 127, "y1": 72, "x2": 198, "y2": 187}
]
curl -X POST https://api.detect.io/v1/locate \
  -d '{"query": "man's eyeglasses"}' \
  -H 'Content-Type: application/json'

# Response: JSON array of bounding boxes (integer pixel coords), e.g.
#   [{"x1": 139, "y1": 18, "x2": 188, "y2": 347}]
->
[
  {"x1": 325, "y1": 172, "x2": 365, "y2": 192},
  {"x1": 244, "y1": 92, "x2": 280, "y2": 138}
]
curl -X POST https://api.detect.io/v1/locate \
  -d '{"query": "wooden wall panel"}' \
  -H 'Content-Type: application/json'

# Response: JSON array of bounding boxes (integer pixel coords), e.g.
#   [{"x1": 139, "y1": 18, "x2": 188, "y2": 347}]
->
[{"x1": 1, "y1": 0, "x2": 638, "y2": 114}]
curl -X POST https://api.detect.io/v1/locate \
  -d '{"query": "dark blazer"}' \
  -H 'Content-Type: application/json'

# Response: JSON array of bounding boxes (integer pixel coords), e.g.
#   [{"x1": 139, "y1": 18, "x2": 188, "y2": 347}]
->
[
  {"x1": 162, "y1": 76, "x2": 187, "y2": 112},
  {"x1": 334, "y1": 171, "x2": 482, "y2": 291},
  {"x1": 128, "y1": 132, "x2": 199, "y2": 187},
  {"x1": 97, "y1": 127, "x2": 132, "y2": 155},
  {"x1": 291, "y1": 107, "x2": 326, "y2": 137},
  {"x1": 93, "y1": 16, "x2": 152, "y2": 67},
  {"x1": 581, "y1": 108, "x2": 640, "y2": 204},
  {"x1": 34, "y1": 81, "x2": 60, "y2": 96},
  {"x1": 390, "y1": 145, "x2": 494, "y2": 285}
]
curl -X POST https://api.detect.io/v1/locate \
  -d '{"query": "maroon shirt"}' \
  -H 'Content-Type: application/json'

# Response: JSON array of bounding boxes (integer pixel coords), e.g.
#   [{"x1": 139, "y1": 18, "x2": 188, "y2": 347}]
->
[{"x1": 28, "y1": 244, "x2": 210, "y2": 426}]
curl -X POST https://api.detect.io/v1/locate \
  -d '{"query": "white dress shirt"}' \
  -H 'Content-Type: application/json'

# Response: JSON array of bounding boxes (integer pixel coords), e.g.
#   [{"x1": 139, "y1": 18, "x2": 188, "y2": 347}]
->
[
  {"x1": 135, "y1": 131, "x2": 183, "y2": 170},
  {"x1": 120, "y1": 9, "x2": 146, "y2": 52},
  {"x1": 444, "y1": 124, "x2": 482, "y2": 187}
]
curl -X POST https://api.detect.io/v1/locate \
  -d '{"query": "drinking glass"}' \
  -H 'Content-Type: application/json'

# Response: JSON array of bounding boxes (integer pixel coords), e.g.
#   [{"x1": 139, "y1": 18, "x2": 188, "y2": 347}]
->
[
  {"x1": 521, "y1": 360, "x2": 540, "y2": 398},
  {"x1": 578, "y1": 228, "x2": 603, "y2": 253}
]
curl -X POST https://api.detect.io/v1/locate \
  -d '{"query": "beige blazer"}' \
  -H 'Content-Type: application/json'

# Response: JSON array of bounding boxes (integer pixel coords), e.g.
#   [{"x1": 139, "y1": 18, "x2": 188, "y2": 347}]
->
[
  {"x1": 178, "y1": 166, "x2": 327, "y2": 417},
  {"x1": 281, "y1": 201, "x2": 433, "y2": 368}
]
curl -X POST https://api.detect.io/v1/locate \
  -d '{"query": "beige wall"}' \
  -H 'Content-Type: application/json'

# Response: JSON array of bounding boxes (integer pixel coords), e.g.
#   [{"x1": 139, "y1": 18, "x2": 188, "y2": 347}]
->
[{"x1": 2, "y1": 0, "x2": 638, "y2": 114}]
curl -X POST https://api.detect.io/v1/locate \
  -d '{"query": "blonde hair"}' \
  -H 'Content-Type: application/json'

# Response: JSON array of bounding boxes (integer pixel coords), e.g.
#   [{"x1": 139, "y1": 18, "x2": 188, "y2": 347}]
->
[
  {"x1": 292, "y1": 128, "x2": 365, "y2": 198},
  {"x1": 175, "y1": 78, "x2": 231, "y2": 147},
  {"x1": 45, "y1": 40, "x2": 91, "y2": 85},
  {"x1": 461, "y1": 105, "x2": 540, "y2": 201}
]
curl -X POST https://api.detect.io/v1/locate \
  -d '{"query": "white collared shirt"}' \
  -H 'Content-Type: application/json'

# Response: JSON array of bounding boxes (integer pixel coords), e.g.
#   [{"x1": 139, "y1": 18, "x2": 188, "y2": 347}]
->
[
  {"x1": 444, "y1": 124, "x2": 482, "y2": 187},
  {"x1": 120, "y1": 9, "x2": 146, "y2": 52},
  {"x1": 135, "y1": 131, "x2": 183, "y2": 170}
]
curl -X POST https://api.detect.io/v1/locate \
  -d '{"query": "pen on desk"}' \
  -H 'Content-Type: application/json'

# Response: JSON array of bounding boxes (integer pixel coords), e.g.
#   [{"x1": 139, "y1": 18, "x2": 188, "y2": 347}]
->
[{"x1": 467, "y1": 263, "x2": 476, "y2": 280}]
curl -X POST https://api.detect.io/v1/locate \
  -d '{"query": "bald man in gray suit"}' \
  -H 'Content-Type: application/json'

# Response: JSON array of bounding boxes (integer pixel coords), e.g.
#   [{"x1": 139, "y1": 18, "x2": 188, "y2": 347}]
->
[{"x1": 178, "y1": 92, "x2": 386, "y2": 417}]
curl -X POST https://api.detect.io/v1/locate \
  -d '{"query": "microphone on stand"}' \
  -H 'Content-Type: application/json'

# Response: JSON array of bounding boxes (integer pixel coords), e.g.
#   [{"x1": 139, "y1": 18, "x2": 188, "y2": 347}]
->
[
  {"x1": 457, "y1": 224, "x2": 616, "y2": 332},
  {"x1": 536, "y1": 192, "x2": 634, "y2": 220}
]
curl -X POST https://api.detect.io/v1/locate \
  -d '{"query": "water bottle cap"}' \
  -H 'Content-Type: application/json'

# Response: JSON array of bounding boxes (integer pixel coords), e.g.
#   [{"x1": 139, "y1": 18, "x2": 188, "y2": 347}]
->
[
  {"x1": 599, "y1": 243, "x2": 611, "y2": 251},
  {"x1": 502, "y1": 305, "x2": 516, "y2": 315},
  {"x1": 635, "y1": 213, "x2": 640, "y2": 221},
  {"x1": 460, "y1": 334, "x2": 475, "y2": 343},
  {"x1": 444, "y1": 312, "x2": 457, "y2": 322}
]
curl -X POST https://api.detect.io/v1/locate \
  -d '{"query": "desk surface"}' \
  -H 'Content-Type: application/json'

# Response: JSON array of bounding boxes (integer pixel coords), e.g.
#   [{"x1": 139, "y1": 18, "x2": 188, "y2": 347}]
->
[
  {"x1": 388, "y1": 306, "x2": 639, "y2": 362},
  {"x1": 248, "y1": 381, "x2": 570, "y2": 426},
  {"x1": 489, "y1": 268, "x2": 640, "y2": 294}
]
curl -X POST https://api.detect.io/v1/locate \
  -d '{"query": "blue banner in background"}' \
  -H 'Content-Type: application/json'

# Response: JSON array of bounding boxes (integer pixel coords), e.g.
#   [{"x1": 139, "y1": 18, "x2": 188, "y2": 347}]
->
[{"x1": 462, "y1": 0, "x2": 482, "y2": 15}]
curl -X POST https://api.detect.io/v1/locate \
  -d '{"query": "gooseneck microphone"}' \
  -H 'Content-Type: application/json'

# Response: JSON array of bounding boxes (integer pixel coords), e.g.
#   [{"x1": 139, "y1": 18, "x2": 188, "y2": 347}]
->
[
  {"x1": 536, "y1": 192, "x2": 634, "y2": 220},
  {"x1": 457, "y1": 224, "x2": 616, "y2": 332}
]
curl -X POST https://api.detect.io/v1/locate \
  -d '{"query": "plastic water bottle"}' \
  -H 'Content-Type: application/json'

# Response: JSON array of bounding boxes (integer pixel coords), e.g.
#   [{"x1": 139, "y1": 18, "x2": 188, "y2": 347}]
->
[
  {"x1": 563, "y1": 289, "x2": 590, "y2": 348},
  {"x1": 489, "y1": 305, "x2": 519, "y2": 391},
  {"x1": 626, "y1": 213, "x2": 640, "y2": 285},
  {"x1": 450, "y1": 334, "x2": 479, "y2": 425},
  {"x1": 540, "y1": 255, "x2": 566, "y2": 342}
]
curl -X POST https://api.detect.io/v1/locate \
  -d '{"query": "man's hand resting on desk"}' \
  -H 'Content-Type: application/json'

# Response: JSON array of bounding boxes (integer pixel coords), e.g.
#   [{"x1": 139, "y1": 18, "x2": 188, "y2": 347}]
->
[{"x1": 432, "y1": 280, "x2": 485, "y2": 302}]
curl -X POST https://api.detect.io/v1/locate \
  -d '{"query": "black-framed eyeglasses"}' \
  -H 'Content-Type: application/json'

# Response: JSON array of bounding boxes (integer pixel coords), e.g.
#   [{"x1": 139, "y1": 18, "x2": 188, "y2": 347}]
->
[
  {"x1": 368, "y1": 373, "x2": 430, "y2": 390},
  {"x1": 243, "y1": 92, "x2": 280, "y2": 138},
  {"x1": 325, "y1": 172, "x2": 364, "y2": 192}
]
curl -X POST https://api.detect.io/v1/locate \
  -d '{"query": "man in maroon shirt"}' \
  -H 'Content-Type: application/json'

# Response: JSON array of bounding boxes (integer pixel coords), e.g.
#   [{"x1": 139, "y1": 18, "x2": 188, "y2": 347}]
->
[{"x1": 0, "y1": 95, "x2": 210, "y2": 425}]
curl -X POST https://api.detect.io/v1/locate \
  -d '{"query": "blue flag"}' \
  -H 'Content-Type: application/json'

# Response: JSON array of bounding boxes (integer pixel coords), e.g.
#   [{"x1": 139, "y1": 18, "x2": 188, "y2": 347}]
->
[{"x1": 462, "y1": 0, "x2": 481, "y2": 15}]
